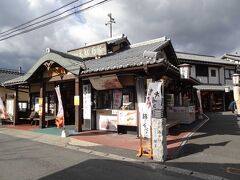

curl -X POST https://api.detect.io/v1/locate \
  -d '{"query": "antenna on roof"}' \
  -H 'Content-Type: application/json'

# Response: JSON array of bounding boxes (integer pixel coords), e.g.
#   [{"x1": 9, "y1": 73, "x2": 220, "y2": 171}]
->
[{"x1": 105, "y1": 13, "x2": 116, "y2": 38}]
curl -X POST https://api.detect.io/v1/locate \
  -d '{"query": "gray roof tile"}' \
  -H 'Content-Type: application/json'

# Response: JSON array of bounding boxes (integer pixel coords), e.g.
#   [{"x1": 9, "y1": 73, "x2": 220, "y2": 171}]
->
[
  {"x1": 0, "y1": 69, "x2": 23, "y2": 85},
  {"x1": 3, "y1": 49, "x2": 85, "y2": 86},
  {"x1": 177, "y1": 52, "x2": 236, "y2": 66},
  {"x1": 194, "y1": 85, "x2": 232, "y2": 91},
  {"x1": 82, "y1": 38, "x2": 169, "y2": 74}
]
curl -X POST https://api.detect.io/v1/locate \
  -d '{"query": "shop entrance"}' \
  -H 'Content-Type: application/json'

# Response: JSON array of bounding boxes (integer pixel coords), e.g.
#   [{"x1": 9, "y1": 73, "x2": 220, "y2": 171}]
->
[
  {"x1": 201, "y1": 91, "x2": 224, "y2": 112},
  {"x1": 59, "y1": 81, "x2": 75, "y2": 125}
]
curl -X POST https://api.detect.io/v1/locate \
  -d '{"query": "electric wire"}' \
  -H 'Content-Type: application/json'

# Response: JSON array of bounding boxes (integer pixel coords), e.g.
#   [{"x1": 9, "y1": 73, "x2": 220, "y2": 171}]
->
[
  {"x1": 0, "y1": 0, "x2": 80, "y2": 35},
  {"x1": 0, "y1": 0, "x2": 94, "y2": 38},
  {"x1": 0, "y1": 0, "x2": 112, "y2": 41}
]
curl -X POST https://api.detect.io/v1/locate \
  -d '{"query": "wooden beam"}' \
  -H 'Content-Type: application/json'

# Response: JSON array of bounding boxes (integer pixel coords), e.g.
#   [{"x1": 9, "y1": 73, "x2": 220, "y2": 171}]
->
[
  {"x1": 13, "y1": 86, "x2": 19, "y2": 125},
  {"x1": 47, "y1": 74, "x2": 75, "y2": 82},
  {"x1": 75, "y1": 77, "x2": 83, "y2": 132}
]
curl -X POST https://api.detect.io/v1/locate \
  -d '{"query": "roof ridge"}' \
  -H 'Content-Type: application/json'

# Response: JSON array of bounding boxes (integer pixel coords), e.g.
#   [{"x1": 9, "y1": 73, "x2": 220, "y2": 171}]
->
[
  {"x1": 176, "y1": 51, "x2": 215, "y2": 58},
  {"x1": 130, "y1": 36, "x2": 168, "y2": 48},
  {"x1": 45, "y1": 48, "x2": 83, "y2": 61},
  {"x1": 225, "y1": 53, "x2": 240, "y2": 58},
  {"x1": 0, "y1": 68, "x2": 24, "y2": 75}
]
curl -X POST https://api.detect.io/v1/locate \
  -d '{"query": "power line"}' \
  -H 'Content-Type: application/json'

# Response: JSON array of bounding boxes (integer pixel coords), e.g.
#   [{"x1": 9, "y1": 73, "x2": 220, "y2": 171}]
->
[
  {"x1": 0, "y1": 0, "x2": 80, "y2": 35},
  {"x1": 0, "y1": 0, "x2": 94, "y2": 38},
  {"x1": 0, "y1": 0, "x2": 112, "y2": 42}
]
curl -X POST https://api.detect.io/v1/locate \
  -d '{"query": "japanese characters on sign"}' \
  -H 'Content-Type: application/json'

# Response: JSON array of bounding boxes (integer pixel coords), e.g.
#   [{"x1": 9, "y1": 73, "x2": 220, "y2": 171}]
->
[
  {"x1": 118, "y1": 110, "x2": 137, "y2": 126},
  {"x1": 83, "y1": 84, "x2": 91, "y2": 120},
  {"x1": 68, "y1": 43, "x2": 107, "y2": 59},
  {"x1": 140, "y1": 81, "x2": 164, "y2": 138}
]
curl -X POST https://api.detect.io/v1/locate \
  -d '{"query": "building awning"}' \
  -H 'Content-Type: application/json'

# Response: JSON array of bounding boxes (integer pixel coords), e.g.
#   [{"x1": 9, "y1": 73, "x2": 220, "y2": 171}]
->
[{"x1": 193, "y1": 85, "x2": 233, "y2": 91}]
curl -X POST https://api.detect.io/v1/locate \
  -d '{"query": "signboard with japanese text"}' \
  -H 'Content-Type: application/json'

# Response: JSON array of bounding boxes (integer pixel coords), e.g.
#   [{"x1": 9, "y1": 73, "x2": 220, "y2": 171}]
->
[
  {"x1": 96, "y1": 111, "x2": 118, "y2": 131},
  {"x1": 83, "y1": 84, "x2": 91, "y2": 120},
  {"x1": 89, "y1": 74, "x2": 122, "y2": 90},
  {"x1": 139, "y1": 103, "x2": 150, "y2": 138},
  {"x1": 68, "y1": 43, "x2": 107, "y2": 59},
  {"x1": 118, "y1": 110, "x2": 137, "y2": 126},
  {"x1": 140, "y1": 81, "x2": 164, "y2": 138},
  {"x1": 112, "y1": 90, "x2": 122, "y2": 109}
]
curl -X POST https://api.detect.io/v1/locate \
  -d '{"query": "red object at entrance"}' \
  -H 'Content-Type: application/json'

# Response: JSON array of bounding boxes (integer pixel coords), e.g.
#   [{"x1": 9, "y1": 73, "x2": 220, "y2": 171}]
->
[{"x1": 55, "y1": 116, "x2": 64, "y2": 128}]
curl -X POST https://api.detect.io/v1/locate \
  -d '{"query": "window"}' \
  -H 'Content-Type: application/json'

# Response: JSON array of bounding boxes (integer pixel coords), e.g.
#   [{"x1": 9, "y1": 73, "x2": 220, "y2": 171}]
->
[
  {"x1": 94, "y1": 88, "x2": 135, "y2": 110},
  {"x1": 211, "y1": 69, "x2": 216, "y2": 77},
  {"x1": 18, "y1": 102, "x2": 28, "y2": 112},
  {"x1": 225, "y1": 69, "x2": 235, "y2": 79},
  {"x1": 196, "y1": 65, "x2": 208, "y2": 76}
]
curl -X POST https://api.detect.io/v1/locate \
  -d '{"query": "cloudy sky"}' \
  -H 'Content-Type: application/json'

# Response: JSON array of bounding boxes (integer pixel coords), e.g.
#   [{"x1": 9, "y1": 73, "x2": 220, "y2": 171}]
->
[{"x1": 0, "y1": 0, "x2": 240, "y2": 72}]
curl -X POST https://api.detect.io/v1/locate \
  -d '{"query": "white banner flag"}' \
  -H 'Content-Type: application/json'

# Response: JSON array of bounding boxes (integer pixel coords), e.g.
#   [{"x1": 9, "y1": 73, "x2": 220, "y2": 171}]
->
[
  {"x1": 55, "y1": 86, "x2": 64, "y2": 128},
  {"x1": 140, "y1": 82, "x2": 163, "y2": 138}
]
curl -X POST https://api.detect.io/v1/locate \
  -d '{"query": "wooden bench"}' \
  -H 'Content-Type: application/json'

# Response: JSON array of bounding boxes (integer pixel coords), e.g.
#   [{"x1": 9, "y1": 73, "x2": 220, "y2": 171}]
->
[
  {"x1": 32, "y1": 116, "x2": 55, "y2": 127},
  {"x1": 0, "y1": 118, "x2": 14, "y2": 125}
]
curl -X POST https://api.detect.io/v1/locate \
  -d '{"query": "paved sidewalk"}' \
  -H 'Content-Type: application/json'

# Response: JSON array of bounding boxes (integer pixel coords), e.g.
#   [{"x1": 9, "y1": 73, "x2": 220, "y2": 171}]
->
[
  {"x1": 166, "y1": 112, "x2": 240, "y2": 180},
  {"x1": 0, "y1": 117, "x2": 207, "y2": 160}
]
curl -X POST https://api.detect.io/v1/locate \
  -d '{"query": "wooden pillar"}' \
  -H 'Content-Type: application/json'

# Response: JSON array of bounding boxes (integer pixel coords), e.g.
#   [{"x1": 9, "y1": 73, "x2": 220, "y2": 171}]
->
[
  {"x1": 13, "y1": 86, "x2": 19, "y2": 125},
  {"x1": 28, "y1": 84, "x2": 31, "y2": 111},
  {"x1": 39, "y1": 81, "x2": 46, "y2": 128},
  {"x1": 75, "y1": 77, "x2": 83, "y2": 132}
]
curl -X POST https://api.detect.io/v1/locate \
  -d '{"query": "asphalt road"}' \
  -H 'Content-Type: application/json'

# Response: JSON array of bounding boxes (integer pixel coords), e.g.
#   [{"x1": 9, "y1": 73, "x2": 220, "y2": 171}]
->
[
  {"x1": 0, "y1": 134, "x2": 201, "y2": 180},
  {"x1": 167, "y1": 112, "x2": 240, "y2": 180}
]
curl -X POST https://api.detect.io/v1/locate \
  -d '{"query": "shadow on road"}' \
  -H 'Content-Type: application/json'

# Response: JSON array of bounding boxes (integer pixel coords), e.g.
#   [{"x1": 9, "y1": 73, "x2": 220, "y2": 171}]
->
[
  {"x1": 39, "y1": 159, "x2": 196, "y2": 180},
  {"x1": 38, "y1": 158, "x2": 240, "y2": 180}
]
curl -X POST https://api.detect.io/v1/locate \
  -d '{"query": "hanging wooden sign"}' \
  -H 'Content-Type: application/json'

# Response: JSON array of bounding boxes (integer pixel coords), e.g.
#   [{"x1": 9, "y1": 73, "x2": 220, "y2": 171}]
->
[{"x1": 47, "y1": 67, "x2": 67, "y2": 77}]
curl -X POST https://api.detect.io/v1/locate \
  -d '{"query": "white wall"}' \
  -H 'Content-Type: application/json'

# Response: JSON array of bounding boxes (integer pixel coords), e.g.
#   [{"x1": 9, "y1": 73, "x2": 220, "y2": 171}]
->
[
  {"x1": 219, "y1": 67, "x2": 224, "y2": 85},
  {"x1": 190, "y1": 65, "x2": 196, "y2": 78},
  {"x1": 225, "y1": 79, "x2": 233, "y2": 86},
  {"x1": 196, "y1": 76, "x2": 208, "y2": 84}
]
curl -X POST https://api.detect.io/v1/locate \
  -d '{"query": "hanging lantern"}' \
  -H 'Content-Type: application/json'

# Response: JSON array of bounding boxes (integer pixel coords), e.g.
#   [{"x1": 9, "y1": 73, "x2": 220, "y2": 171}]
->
[
  {"x1": 179, "y1": 64, "x2": 191, "y2": 79},
  {"x1": 225, "y1": 86, "x2": 230, "y2": 93},
  {"x1": 232, "y1": 73, "x2": 240, "y2": 85}
]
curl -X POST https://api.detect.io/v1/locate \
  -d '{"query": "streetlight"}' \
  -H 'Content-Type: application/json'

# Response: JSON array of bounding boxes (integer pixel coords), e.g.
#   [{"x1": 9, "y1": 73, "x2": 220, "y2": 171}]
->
[
  {"x1": 232, "y1": 73, "x2": 240, "y2": 120},
  {"x1": 232, "y1": 73, "x2": 240, "y2": 85}
]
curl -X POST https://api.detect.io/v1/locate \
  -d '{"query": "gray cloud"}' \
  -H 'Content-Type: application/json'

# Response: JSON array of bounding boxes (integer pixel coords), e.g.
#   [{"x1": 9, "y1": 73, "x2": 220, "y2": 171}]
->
[{"x1": 0, "y1": 0, "x2": 240, "y2": 72}]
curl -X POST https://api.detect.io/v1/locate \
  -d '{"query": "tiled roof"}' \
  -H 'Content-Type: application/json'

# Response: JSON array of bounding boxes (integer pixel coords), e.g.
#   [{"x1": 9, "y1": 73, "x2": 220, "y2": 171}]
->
[
  {"x1": 221, "y1": 54, "x2": 240, "y2": 62},
  {"x1": 3, "y1": 49, "x2": 85, "y2": 86},
  {"x1": 177, "y1": 52, "x2": 236, "y2": 66},
  {"x1": 4, "y1": 37, "x2": 177, "y2": 85},
  {"x1": 193, "y1": 85, "x2": 232, "y2": 91},
  {"x1": 82, "y1": 37, "x2": 170, "y2": 74},
  {"x1": 0, "y1": 69, "x2": 23, "y2": 85}
]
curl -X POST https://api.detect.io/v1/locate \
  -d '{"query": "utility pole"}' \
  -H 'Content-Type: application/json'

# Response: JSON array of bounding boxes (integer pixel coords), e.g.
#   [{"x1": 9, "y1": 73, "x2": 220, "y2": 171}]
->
[{"x1": 105, "y1": 13, "x2": 115, "y2": 38}]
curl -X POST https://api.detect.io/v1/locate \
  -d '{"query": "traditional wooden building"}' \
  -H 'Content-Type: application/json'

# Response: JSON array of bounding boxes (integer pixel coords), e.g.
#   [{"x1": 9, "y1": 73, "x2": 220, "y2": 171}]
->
[
  {"x1": 0, "y1": 68, "x2": 28, "y2": 123},
  {"x1": 3, "y1": 35, "x2": 199, "y2": 132},
  {"x1": 177, "y1": 52, "x2": 237, "y2": 112}
]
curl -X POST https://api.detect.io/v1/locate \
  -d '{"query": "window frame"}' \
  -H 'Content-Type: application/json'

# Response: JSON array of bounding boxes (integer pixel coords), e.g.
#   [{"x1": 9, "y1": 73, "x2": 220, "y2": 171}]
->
[
  {"x1": 224, "y1": 69, "x2": 235, "y2": 80},
  {"x1": 210, "y1": 69, "x2": 216, "y2": 77}
]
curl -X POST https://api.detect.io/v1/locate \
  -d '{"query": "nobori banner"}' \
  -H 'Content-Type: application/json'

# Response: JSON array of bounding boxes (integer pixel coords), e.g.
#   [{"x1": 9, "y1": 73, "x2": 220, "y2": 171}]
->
[{"x1": 140, "y1": 81, "x2": 164, "y2": 138}]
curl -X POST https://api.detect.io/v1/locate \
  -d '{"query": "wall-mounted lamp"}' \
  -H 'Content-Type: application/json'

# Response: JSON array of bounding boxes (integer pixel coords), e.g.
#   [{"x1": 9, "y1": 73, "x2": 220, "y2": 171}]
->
[
  {"x1": 232, "y1": 73, "x2": 240, "y2": 85},
  {"x1": 179, "y1": 64, "x2": 191, "y2": 79}
]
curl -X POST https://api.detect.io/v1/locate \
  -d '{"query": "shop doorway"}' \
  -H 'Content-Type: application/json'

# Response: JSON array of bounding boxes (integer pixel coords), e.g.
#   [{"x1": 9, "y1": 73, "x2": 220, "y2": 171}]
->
[
  {"x1": 201, "y1": 91, "x2": 224, "y2": 112},
  {"x1": 59, "y1": 81, "x2": 75, "y2": 125}
]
